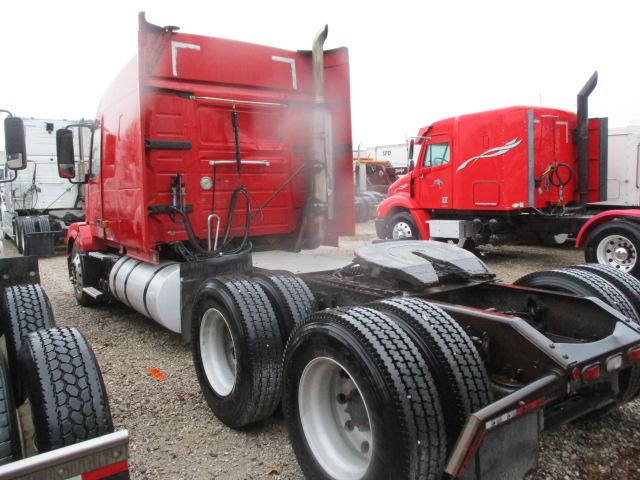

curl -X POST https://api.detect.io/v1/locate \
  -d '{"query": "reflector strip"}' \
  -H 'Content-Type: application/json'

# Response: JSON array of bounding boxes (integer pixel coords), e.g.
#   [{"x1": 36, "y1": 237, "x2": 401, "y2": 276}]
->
[
  {"x1": 486, "y1": 396, "x2": 545, "y2": 430},
  {"x1": 82, "y1": 460, "x2": 129, "y2": 480}
]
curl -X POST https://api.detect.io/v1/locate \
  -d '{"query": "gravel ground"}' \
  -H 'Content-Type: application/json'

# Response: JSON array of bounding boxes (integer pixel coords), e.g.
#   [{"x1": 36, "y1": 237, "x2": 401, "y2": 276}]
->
[{"x1": 12, "y1": 222, "x2": 640, "y2": 480}]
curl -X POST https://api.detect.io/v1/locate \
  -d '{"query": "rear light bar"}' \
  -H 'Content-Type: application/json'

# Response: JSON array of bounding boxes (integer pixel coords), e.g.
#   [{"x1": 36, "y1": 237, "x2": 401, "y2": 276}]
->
[{"x1": 629, "y1": 346, "x2": 640, "y2": 362}]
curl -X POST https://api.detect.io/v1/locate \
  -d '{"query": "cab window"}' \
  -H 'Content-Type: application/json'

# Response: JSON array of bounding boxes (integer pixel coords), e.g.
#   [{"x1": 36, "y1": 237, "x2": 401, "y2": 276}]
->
[
  {"x1": 423, "y1": 142, "x2": 450, "y2": 168},
  {"x1": 90, "y1": 128, "x2": 101, "y2": 178}
]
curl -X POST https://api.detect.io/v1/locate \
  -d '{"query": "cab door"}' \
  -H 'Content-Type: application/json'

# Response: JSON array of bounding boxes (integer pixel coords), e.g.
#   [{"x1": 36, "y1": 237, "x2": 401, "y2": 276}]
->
[{"x1": 414, "y1": 135, "x2": 453, "y2": 209}]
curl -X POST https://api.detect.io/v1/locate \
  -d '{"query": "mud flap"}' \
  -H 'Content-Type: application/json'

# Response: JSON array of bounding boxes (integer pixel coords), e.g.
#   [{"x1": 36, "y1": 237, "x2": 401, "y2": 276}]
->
[
  {"x1": 0, "y1": 256, "x2": 40, "y2": 287},
  {"x1": 461, "y1": 410, "x2": 542, "y2": 480}
]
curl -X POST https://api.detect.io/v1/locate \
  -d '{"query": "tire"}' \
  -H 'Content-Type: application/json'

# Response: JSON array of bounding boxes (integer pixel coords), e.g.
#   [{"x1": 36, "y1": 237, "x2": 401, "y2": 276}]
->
[
  {"x1": 388, "y1": 211, "x2": 419, "y2": 240},
  {"x1": 369, "y1": 297, "x2": 492, "y2": 452},
  {"x1": 19, "y1": 327, "x2": 113, "y2": 452},
  {"x1": 252, "y1": 271, "x2": 317, "y2": 340},
  {"x1": 514, "y1": 268, "x2": 639, "y2": 324},
  {"x1": 69, "y1": 245, "x2": 100, "y2": 307},
  {"x1": 584, "y1": 220, "x2": 640, "y2": 277},
  {"x1": 515, "y1": 268, "x2": 640, "y2": 412},
  {"x1": 283, "y1": 306, "x2": 446, "y2": 480},
  {"x1": 0, "y1": 356, "x2": 21, "y2": 464},
  {"x1": 15, "y1": 220, "x2": 23, "y2": 254},
  {"x1": 192, "y1": 276, "x2": 283, "y2": 428},
  {"x1": 20, "y1": 218, "x2": 36, "y2": 256},
  {"x1": 571, "y1": 264, "x2": 640, "y2": 319},
  {"x1": 1, "y1": 283, "x2": 55, "y2": 404}
]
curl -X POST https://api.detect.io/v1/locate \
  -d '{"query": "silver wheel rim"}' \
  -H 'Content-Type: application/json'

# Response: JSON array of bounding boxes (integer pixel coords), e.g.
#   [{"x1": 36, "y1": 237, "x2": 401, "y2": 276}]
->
[
  {"x1": 71, "y1": 251, "x2": 83, "y2": 294},
  {"x1": 298, "y1": 357, "x2": 373, "y2": 480},
  {"x1": 596, "y1": 234, "x2": 637, "y2": 272},
  {"x1": 199, "y1": 308, "x2": 237, "y2": 396},
  {"x1": 392, "y1": 221, "x2": 413, "y2": 239}
]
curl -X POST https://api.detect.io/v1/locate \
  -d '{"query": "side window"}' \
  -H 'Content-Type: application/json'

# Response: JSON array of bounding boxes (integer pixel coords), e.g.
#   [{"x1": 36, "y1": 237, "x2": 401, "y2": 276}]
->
[
  {"x1": 90, "y1": 128, "x2": 101, "y2": 178},
  {"x1": 422, "y1": 142, "x2": 450, "y2": 168}
]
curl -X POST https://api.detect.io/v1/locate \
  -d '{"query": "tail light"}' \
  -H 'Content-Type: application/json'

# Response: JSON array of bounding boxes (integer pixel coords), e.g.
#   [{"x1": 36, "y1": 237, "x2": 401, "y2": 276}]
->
[
  {"x1": 629, "y1": 346, "x2": 640, "y2": 363},
  {"x1": 581, "y1": 363, "x2": 602, "y2": 383}
]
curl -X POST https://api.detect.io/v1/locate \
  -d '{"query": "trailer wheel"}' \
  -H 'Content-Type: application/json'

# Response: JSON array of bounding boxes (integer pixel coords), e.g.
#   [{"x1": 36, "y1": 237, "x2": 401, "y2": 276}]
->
[
  {"x1": 515, "y1": 268, "x2": 639, "y2": 324},
  {"x1": 0, "y1": 356, "x2": 21, "y2": 464},
  {"x1": 571, "y1": 264, "x2": 640, "y2": 317},
  {"x1": 252, "y1": 272, "x2": 317, "y2": 340},
  {"x1": 1, "y1": 283, "x2": 55, "y2": 404},
  {"x1": 69, "y1": 245, "x2": 100, "y2": 307},
  {"x1": 584, "y1": 220, "x2": 640, "y2": 276},
  {"x1": 18, "y1": 327, "x2": 113, "y2": 452},
  {"x1": 369, "y1": 297, "x2": 492, "y2": 452},
  {"x1": 283, "y1": 307, "x2": 446, "y2": 480},
  {"x1": 192, "y1": 276, "x2": 283, "y2": 428},
  {"x1": 389, "y1": 211, "x2": 418, "y2": 240}
]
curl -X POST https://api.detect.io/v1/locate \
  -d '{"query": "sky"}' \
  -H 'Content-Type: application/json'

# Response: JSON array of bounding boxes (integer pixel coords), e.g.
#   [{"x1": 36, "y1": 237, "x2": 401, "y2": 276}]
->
[{"x1": 1, "y1": 0, "x2": 639, "y2": 148}]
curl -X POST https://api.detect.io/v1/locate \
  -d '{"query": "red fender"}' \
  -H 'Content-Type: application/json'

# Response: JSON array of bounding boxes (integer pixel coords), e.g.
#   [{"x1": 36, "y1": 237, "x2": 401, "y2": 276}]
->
[
  {"x1": 575, "y1": 209, "x2": 640, "y2": 248},
  {"x1": 376, "y1": 193, "x2": 431, "y2": 239},
  {"x1": 65, "y1": 222, "x2": 105, "y2": 254}
]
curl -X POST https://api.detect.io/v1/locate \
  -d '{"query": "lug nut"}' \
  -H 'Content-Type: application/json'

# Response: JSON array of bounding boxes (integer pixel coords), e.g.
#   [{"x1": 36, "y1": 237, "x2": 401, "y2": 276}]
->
[
  {"x1": 344, "y1": 420, "x2": 354, "y2": 431},
  {"x1": 336, "y1": 393, "x2": 347, "y2": 404}
]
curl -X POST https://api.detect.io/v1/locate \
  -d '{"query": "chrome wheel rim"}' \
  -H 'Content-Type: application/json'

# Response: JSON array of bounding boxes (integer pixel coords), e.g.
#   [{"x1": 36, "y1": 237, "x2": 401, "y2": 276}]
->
[
  {"x1": 70, "y1": 251, "x2": 83, "y2": 294},
  {"x1": 392, "y1": 221, "x2": 413, "y2": 239},
  {"x1": 298, "y1": 357, "x2": 373, "y2": 480},
  {"x1": 199, "y1": 308, "x2": 237, "y2": 396},
  {"x1": 596, "y1": 234, "x2": 637, "y2": 272}
]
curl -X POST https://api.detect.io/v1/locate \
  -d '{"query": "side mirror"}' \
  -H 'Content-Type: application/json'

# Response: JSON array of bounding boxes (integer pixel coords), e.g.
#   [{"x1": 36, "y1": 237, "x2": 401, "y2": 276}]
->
[
  {"x1": 409, "y1": 159, "x2": 415, "y2": 171},
  {"x1": 408, "y1": 139, "x2": 415, "y2": 160},
  {"x1": 56, "y1": 129, "x2": 76, "y2": 179},
  {"x1": 4, "y1": 117, "x2": 27, "y2": 170}
]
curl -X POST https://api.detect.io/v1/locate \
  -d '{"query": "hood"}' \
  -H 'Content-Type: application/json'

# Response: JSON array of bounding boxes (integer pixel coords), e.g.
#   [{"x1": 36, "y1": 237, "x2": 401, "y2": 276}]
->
[{"x1": 388, "y1": 173, "x2": 411, "y2": 195}]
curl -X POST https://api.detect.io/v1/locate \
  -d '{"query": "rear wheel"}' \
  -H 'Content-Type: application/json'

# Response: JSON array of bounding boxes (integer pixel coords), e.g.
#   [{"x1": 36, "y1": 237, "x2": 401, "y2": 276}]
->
[
  {"x1": 283, "y1": 307, "x2": 446, "y2": 480},
  {"x1": 19, "y1": 327, "x2": 113, "y2": 452},
  {"x1": 515, "y1": 268, "x2": 640, "y2": 413},
  {"x1": 252, "y1": 271, "x2": 317, "y2": 339},
  {"x1": 15, "y1": 221, "x2": 23, "y2": 254},
  {"x1": 369, "y1": 297, "x2": 492, "y2": 452},
  {"x1": 0, "y1": 356, "x2": 21, "y2": 464},
  {"x1": 571, "y1": 264, "x2": 640, "y2": 318},
  {"x1": 192, "y1": 276, "x2": 283, "y2": 428},
  {"x1": 584, "y1": 220, "x2": 640, "y2": 276},
  {"x1": 388, "y1": 211, "x2": 419, "y2": 240},
  {"x1": 1, "y1": 283, "x2": 55, "y2": 404}
]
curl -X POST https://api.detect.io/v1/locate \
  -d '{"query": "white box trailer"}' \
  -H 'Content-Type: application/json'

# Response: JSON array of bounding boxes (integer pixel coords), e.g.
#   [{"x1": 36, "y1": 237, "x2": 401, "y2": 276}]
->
[{"x1": 0, "y1": 118, "x2": 85, "y2": 256}]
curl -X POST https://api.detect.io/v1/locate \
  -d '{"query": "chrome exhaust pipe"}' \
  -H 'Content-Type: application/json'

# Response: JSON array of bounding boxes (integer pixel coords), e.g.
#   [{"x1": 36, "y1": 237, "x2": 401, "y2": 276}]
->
[
  {"x1": 308, "y1": 24, "x2": 333, "y2": 248},
  {"x1": 312, "y1": 25, "x2": 329, "y2": 102}
]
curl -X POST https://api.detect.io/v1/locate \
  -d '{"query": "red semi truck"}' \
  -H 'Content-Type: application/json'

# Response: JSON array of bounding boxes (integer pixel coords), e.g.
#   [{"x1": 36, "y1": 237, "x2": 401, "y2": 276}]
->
[
  {"x1": 377, "y1": 74, "x2": 640, "y2": 276},
  {"x1": 21, "y1": 13, "x2": 640, "y2": 480}
]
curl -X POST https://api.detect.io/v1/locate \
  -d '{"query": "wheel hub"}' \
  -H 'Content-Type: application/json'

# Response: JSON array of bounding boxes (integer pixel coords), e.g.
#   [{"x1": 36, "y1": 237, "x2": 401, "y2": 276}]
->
[
  {"x1": 199, "y1": 308, "x2": 237, "y2": 397},
  {"x1": 299, "y1": 357, "x2": 373, "y2": 480},
  {"x1": 392, "y1": 221, "x2": 413, "y2": 240},
  {"x1": 596, "y1": 234, "x2": 637, "y2": 272}
]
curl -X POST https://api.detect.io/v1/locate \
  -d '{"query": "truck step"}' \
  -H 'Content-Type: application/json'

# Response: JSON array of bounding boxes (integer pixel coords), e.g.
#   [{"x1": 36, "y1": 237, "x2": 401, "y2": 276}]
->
[
  {"x1": 87, "y1": 251, "x2": 112, "y2": 260},
  {"x1": 82, "y1": 287, "x2": 105, "y2": 299}
]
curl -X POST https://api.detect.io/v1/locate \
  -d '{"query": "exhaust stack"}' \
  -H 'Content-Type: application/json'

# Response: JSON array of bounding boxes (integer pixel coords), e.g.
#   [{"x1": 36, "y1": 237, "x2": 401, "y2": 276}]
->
[
  {"x1": 307, "y1": 25, "x2": 333, "y2": 248},
  {"x1": 577, "y1": 71, "x2": 598, "y2": 205}
]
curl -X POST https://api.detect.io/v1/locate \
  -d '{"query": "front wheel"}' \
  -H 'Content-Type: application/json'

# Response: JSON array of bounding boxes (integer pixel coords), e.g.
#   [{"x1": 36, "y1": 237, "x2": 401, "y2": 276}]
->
[
  {"x1": 69, "y1": 245, "x2": 100, "y2": 307},
  {"x1": 584, "y1": 220, "x2": 640, "y2": 276},
  {"x1": 388, "y1": 212, "x2": 419, "y2": 240}
]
